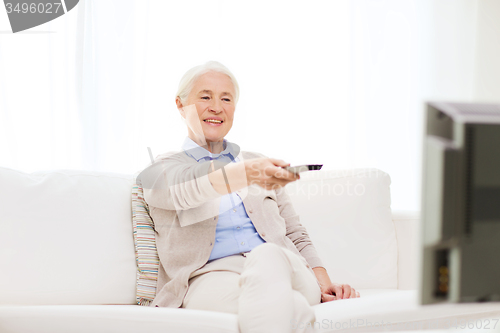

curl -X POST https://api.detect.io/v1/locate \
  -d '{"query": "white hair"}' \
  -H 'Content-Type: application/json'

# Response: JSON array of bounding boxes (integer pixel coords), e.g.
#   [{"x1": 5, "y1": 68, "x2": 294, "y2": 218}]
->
[{"x1": 176, "y1": 61, "x2": 240, "y2": 106}]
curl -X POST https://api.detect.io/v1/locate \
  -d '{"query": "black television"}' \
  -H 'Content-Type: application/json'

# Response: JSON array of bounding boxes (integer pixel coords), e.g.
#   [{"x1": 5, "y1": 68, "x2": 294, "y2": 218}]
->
[{"x1": 420, "y1": 102, "x2": 500, "y2": 304}]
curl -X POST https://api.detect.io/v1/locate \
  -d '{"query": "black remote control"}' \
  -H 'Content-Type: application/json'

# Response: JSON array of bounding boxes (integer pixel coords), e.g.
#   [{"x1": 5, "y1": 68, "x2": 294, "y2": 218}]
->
[{"x1": 283, "y1": 164, "x2": 323, "y2": 174}]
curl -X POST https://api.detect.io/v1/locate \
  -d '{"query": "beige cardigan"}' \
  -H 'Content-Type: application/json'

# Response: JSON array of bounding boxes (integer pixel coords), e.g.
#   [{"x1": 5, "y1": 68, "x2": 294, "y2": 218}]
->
[{"x1": 137, "y1": 149, "x2": 324, "y2": 308}]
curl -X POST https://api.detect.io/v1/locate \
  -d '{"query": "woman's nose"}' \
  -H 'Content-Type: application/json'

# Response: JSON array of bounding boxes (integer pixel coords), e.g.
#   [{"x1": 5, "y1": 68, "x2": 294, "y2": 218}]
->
[{"x1": 209, "y1": 99, "x2": 223, "y2": 113}]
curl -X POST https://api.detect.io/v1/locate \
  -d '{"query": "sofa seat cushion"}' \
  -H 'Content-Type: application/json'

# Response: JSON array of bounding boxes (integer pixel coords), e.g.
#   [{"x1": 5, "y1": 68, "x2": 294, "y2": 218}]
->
[
  {"x1": 2, "y1": 290, "x2": 500, "y2": 333},
  {"x1": 314, "y1": 289, "x2": 500, "y2": 331},
  {"x1": 0, "y1": 304, "x2": 239, "y2": 333}
]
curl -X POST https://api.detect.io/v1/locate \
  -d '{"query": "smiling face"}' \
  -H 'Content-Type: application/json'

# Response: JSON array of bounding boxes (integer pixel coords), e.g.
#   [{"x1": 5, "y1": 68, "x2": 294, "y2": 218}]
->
[{"x1": 176, "y1": 71, "x2": 236, "y2": 151}]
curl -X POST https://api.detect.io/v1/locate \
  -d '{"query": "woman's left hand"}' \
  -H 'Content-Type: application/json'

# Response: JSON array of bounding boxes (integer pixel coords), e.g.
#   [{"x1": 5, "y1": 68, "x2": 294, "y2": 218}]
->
[{"x1": 320, "y1": 282, "x2": 360, "y2": 302}]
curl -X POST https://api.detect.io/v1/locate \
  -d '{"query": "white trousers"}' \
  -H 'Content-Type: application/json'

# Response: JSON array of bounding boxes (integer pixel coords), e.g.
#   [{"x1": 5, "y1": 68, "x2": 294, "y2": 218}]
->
[{"x1": 181, "y1": 243, "x2": 322, "y2": 333}]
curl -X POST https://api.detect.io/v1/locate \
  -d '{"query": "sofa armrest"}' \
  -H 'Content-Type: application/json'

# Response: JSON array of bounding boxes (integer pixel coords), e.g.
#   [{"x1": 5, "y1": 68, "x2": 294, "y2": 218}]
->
[{"x1": 392, "y1": 210, "x2": 420, "y2": 290}]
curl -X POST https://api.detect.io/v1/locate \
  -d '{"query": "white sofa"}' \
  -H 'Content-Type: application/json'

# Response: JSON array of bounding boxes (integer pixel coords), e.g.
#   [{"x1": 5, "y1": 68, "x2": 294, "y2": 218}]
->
[{"x1": 1, "y1": 166, "x2": 500, "y2": 333}]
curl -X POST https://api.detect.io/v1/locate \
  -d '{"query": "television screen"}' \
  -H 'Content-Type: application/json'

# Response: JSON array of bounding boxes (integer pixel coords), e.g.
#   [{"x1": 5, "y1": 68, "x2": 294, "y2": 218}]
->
[{"x1": 420, "y1": 102, "x2": 500, "y2": 304}]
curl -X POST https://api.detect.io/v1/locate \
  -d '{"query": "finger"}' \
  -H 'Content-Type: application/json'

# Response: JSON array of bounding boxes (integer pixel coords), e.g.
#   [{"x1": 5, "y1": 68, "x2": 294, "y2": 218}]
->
[
  {"x1": 262, "y1": 166, "x2": 295, "y2": 181},
  {"x1": 342, "y1": 284, "x2": 351, "y2": 299},
  {"x1": 322, "y1": 293, "x2": 336, "y2": 302},
  {"x1": 275, "y1": 169, "x2": 301, "y2": 182},
  {"x1": 356, "y1": 291, "x2": 360, "y2": 298},
  {"x1": 333, "y1": 285, "x2": 343, "y2": 300},
  {"x1": 272, "y1": 164, "x2": 299, "y2": 179},
  {"x1": 272, "y1": 165, "x2": 296, "y2": 179},
  {"x1": 350, "y1": 288, "x2": 356, "y2": 299},
  {"x1": 283, "y1": 170, "x2": 300, "y2": 180},
  {"x1": 269, "y1": 158, "x2": 289, "y2": 167}
]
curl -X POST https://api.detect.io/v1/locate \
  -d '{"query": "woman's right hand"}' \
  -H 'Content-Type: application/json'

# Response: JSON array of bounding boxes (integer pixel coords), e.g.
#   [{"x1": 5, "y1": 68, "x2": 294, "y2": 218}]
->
[{"x1": 244, "y1": 158, "x2": 300, "y2": 190}]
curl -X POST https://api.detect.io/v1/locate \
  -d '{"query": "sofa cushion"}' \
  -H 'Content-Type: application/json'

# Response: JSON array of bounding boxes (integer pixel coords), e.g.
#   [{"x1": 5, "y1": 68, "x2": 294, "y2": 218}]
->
[
  {"x1": 285, "y1": 168, "x2": 397, "y2": 289},
  {"x1": 0, "y1": 304, "x2": 239, "y2": 333},
  {"x1": 2, "y1": 291, "x2": 500, "y2": 333},
  {"x1": 0, "y1": 167, "x2": 137, "y2": 305},
  {"x1": 314, "y1": 289, "x2": 500, "y2": 331}
]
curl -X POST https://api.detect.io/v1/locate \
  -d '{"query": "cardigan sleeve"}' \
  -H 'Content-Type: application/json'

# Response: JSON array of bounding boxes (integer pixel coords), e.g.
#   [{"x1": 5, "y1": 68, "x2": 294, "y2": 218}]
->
[
  {"x1": 137, "y1": 151, "x2": 222, "y2": 211},
  {"x1": 275, "y1": 185, "x2": 325, "y2": 269}
]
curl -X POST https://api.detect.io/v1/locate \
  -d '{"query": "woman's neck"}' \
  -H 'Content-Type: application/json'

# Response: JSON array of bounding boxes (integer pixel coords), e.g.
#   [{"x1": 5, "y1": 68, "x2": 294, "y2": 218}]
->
[
  {"x1": 189, "y1": 135, "x2": 225, "y2": 154},
  {"x1": 206, "y1": 140, "x2": 225, "y2": 154}
]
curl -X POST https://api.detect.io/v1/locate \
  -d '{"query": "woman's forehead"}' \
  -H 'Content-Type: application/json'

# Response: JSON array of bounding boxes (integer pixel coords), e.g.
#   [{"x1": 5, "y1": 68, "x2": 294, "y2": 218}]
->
[{"x1": 192, "y1": 71, "x2": 235, "y2": 94}]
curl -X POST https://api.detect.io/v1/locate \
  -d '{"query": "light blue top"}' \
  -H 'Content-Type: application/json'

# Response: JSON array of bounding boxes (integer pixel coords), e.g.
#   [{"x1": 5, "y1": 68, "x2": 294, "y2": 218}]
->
[{"x1": 181, "y1": 137, "x2": 266, "y2": 261}]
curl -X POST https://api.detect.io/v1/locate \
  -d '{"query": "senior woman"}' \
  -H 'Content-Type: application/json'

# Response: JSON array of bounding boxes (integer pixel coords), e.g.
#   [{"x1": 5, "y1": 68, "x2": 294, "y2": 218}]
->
[{"x1": 138, "y1": 61, "x2": 359, "y2": 333}]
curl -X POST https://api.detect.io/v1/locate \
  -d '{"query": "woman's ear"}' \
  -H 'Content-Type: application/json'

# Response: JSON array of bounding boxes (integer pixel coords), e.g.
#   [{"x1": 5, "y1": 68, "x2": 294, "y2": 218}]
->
[{"x1": 176, "y1": 97, "x2": 185, "y2": 119}]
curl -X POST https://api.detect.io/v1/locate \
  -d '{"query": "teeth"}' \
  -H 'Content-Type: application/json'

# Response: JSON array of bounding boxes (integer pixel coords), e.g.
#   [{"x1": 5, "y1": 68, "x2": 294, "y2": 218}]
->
[{"x1": 205, "y1": 119, "x2": 222, "y2": 123}]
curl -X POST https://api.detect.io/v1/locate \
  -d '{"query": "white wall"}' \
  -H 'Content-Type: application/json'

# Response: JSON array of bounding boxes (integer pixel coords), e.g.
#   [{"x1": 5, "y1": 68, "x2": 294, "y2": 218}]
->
[
  {"x1": 138, "y1": 0, "x2": 482, "y2": 211},
  {"x1": 0, "y1": 0, "x2": 497, "y2": 212},
  {"x1": 473, "y1": 0, "x2": 500, "y2": 102},
  {"x1": 329, "y1": 0, "x2": 479, "y2": 211}
]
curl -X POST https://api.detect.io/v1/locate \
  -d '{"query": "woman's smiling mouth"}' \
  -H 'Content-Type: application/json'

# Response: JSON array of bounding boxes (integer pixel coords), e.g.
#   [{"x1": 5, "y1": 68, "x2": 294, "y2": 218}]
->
[{"x1": 204, "y1": 118, "x2": 223, "y2": 125}]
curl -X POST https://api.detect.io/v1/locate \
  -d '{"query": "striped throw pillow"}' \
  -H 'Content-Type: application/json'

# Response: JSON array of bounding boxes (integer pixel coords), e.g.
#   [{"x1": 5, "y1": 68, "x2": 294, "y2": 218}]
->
[{"x1": 131, "y1": 178, "x2": 159, "y2": 306}]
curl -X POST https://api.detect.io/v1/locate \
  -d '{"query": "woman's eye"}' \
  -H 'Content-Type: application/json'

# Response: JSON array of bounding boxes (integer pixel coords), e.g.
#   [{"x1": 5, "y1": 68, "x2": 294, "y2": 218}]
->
[
  {"x1": 223, "y1": 98, "x2": 231, "y2": 102},
  {"x1": 201, "y1": 96, "x2": 210, "y2": 100}
]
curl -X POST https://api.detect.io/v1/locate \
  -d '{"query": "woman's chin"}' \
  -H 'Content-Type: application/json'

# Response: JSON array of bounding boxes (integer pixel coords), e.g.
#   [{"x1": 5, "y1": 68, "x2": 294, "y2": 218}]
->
[{"x1": 203, "y1": 131, "x2": 227, "y2": 143}]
